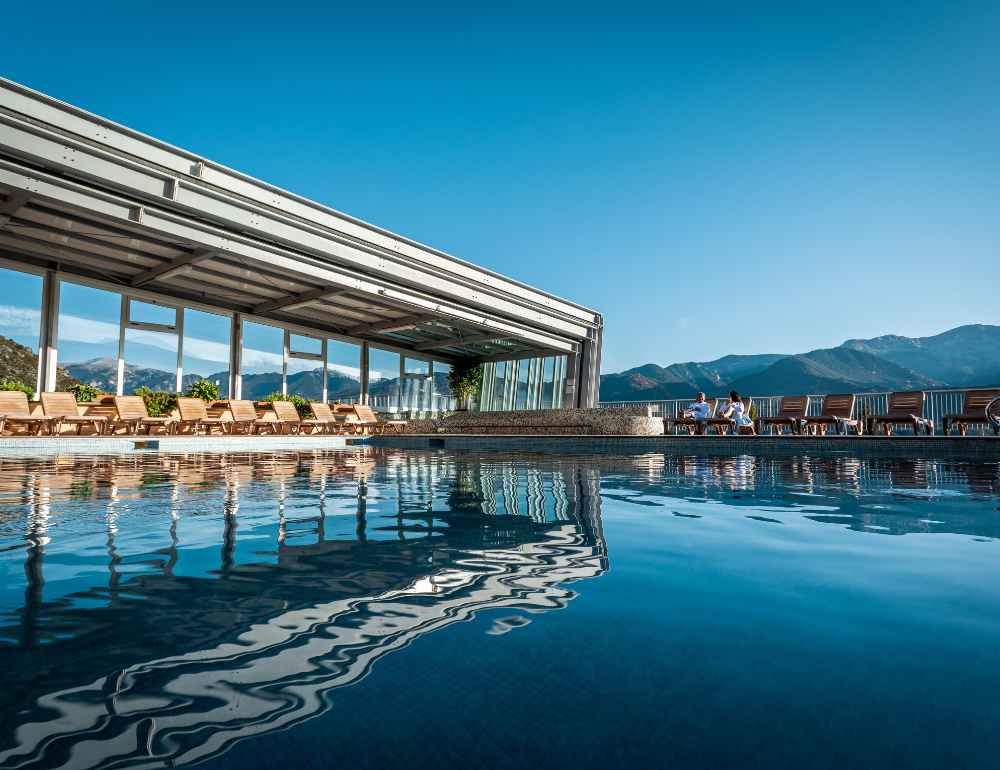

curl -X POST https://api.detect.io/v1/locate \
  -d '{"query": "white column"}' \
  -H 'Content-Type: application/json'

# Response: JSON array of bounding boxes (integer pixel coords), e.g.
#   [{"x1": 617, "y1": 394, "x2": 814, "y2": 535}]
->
[
  {"x1": 175, "y1": 307, "x2": 184, "y2": 394},
  {"x1": 35, "y1": 270, "x2": 60, "y2": 397},
  {"x1": 117, "y1": 294, "x2": 127, "y2": 396},
  {"x1": 229, "y1": 313, "x2": 242, "y2": 400}
]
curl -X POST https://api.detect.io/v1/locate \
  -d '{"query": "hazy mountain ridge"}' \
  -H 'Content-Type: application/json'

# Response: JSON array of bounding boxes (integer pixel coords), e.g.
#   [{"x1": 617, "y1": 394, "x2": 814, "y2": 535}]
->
[
  {"x1": 601, "y1": 324, "x2": 993, "y2": 400},
  {"x1": 842, "y1": 324, "x2": 1000, "y2": 386}
]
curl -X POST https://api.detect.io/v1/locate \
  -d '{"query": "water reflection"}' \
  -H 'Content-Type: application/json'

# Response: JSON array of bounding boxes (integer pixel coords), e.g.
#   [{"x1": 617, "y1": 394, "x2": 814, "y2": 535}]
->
[
  {"x1": 0, "y1": 449, "x2": 997, "y2": 769},
  {"x1": 0, "y1": 450, "x2": 605, "y2": 769}
]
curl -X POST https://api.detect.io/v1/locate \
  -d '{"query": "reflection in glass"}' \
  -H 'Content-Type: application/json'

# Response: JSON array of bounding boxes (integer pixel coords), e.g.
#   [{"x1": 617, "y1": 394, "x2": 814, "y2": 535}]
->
[
  {"x1": 327, "y1": 339, "x2": 360, "y2": 403},
  {"x1": 287, "y1": 333, "x2": 325, "y2": 401},
  {"x1": 368, "y1": 347, "x2": 400, "y2": 409},
  {"x1": 433, "y1": 361, "x2": 453, "y2": 410},
  {"x1": 540, "y1": 357, "x2": 556, "y2": 408},
  {"x1": 123, "y1": 328, "x2": 179, "y2": 393},
  {"x1": 0, "y1": 267, "x2": 42, "y2": 391},
  {"x1": 182, "y1": 309, "x2": 231, "y2": 397},
  {"x1": 241, "y1": 321, "x2": 283, "y2": 400},
  {"x1": 56, "y1": 283, "x2": 122, "y2": 393},
  {"x1": 128, "y1": 300, "x2": 176, "y2": 327}
]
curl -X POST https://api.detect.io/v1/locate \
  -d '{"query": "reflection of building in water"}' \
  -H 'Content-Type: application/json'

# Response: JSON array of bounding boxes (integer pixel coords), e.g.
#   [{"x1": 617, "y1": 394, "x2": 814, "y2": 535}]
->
[{"x1": 0, "y1": 450, "x2": 605, "y2": 770}]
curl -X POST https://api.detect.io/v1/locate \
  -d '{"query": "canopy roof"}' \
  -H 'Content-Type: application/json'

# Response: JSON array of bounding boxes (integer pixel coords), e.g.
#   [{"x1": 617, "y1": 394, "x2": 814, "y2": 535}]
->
[{"x1": 0, "y1": 77, "x2": 601, "y2": 364}]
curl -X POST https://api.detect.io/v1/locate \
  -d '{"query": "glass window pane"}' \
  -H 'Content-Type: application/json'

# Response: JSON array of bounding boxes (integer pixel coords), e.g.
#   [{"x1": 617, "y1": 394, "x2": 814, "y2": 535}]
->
[
  {"x1": 182, "y1": 309, "x2": 231, "y2": 397},
  {"x1": 0, "y1": 267, "x2": 42, "y2": 392},
  {"x1": 289, "y1": 333, "x2": 321, "y2": 355},
  {"x1": 540, "y1": 357, "x2": 555, "y2": 409},
  {"x1": 287, "y1": 352, "x2": 323, "y2": 401},
  {"x1": 123, "y1": 328, "x2": 178, "y2": 393},
  {"x1": 404, "y1": 358, "x2": 428, "y2": 375},
  {"x1": 129, "y1": 300, "x2": 176, "y2": 327},
  {"x1": 368, "y1": 348, "x2": 400, "y2": 410},
  {"x1": 492, "y1": 361, "x2": 506, "y2": 411},
  {"x1": 552, "y1": 356, "x2": 567, "y2": 409},
  {"x1": 327, "y1": 339, "x2": 360, "y2": 404},
  {"x1": 515, "y1": 360, "x2": 529, "y2": 410},
  {"x1": 241, "y1": 321, "x2": 283, "y2": 400},
  {"x1": 58, "y1": 283, "x2": 121, "y2": 393},
  {"x1": 433, "y1": 362, "x2": 453, "y2": 411}
]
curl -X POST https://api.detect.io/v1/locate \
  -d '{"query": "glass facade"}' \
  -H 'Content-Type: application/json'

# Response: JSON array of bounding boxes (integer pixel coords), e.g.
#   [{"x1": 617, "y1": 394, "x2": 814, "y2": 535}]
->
[
  {"x1": 0, "y1": 264, "x2": 560, "y2": 412},
  {"x1": 479, "y1": 356, "x2": 567, "y2": 412}
]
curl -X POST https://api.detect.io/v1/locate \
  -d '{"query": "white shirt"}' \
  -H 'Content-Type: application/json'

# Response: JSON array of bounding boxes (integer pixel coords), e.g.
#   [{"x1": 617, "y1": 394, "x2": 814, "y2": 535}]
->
[{"x1": 686, "y1": 401, "x2": 711, "y2": 418}]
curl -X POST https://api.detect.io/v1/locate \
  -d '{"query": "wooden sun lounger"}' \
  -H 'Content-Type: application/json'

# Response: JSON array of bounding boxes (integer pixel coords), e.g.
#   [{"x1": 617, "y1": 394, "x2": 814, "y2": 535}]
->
[
  {"x1": 0, "y1": 391, "x2": 52, "y2": 435},
  {"x1": 348, "y1": 404, "x2": 406, "y2": 436},
  {"x1": 270, "y1": 400, "x2": 309, "y2": 434},
  {"x1": 755, "y1": 395, "x2": 810, "y2": 436},
  {"x1": 108, "y1": 395, "x2": 175, "y2": 435},
  {"x1": 941, "y1": 389, "x2": 1000, "y2": 436},
  {"x1": 175, "y1": 397, "x2": 231, "y2": 435},
  {"x1": 800, "y1": 394, "x2": 862, "y2": 435},
  {"x1": 867, "y1": 391, "x2": 933, "y2": 436},
  {"x1": 309, "y1": 402, "x2": 349, "y2": 435},
  {"x1": 228, "y1": 400, "x2": 277, "y2": 435},
  {"x1": 664, "y1": 399, "x2": 718, "y2": 435},
  {"x1": 41, "y1": 392, "x2": 108, "y2": 435},
  {"x1": 699, "y1": 398, "x2": 754, "y2": 436}
]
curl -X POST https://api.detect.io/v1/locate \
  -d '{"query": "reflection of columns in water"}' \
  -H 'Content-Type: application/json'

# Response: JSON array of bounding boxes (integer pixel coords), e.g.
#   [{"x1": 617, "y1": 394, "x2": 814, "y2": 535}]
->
[
  {"x1": 502, "y1": 466, "x2": 520, "y2": 517},
  {"x1": 526, "y1": 469, "x2": 546, "y2": 523},
  {"x1": 277, "y1": 480, "x2": 286, "y2": 547},
  {"x1": 316, "y1": 470, "x2": 326, "y2": 545},
  {"x1": 221, "y1": 472, "x2": 240, "y2": 575},
  {"x1": 480, "y1": 467, "x2": 498, "y2": 515},
  {"x1": 564, "y1": 466, "x2": 607, "y2": 569},
  {"x1": 356, "y1": 476, "x2": 367, "y2": 543},
  {"x1": 20, "y1": 474, "x2": 50, "y2": 647},
  {"x1": 551, "y1": 471, "x2": 569, "y2": 521}
]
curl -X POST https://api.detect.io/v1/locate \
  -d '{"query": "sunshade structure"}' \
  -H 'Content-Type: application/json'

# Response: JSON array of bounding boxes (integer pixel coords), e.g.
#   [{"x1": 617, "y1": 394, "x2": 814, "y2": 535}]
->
[{"x1": 0, "y1": 77, "x2": 602, "y2": 409}]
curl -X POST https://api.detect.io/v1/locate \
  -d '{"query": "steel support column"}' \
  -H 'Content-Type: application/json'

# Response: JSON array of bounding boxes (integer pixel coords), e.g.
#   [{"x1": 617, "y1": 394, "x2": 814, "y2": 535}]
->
[
  {"x1": 230, "y1": 313, "x2": 242, "y2": 400},
  {"x1": 36, "y1": 269, "x2": 60, "y2": 397},
  {"x1": 360, "y1": 342, "x2": 369, "y2": 405}
]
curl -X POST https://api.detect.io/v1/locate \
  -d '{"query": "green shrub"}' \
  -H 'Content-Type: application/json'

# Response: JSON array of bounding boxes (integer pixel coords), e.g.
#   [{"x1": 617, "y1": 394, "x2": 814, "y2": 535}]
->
[
  {"x1": 66, "y1": 383, "x2": 103, "y2": 402},
  {"x1": 184, "y1": 379, "x2": 220, "y2": 402},
  {"x1": 262, "y1": 392, "x2": 314, "y2": 419},
  {"x1": 132, "y1": 386, "x2": 153, "y2": 397},
  {"x1": 0, "y1": 379, "x2": 35, "y2": 400},
  {"x1": 446, "y1": 363, "x2": 483, "y2": 408},
  {"x1": 748, "y1": 404, "x2": 758, "y2": 421},
  {"x1": 146, "y1": 391, "x2": 179, "y2": 417}
]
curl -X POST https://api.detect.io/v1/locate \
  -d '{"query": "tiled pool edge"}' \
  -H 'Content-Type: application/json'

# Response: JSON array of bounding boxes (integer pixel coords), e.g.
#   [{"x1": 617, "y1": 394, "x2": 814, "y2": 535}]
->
[
  {"x1": 0, "y1": 435, "x2": 349, "y2": 456},
  {"x1": 369, "y1": 434, "x2": 1000, "y2": 461}
]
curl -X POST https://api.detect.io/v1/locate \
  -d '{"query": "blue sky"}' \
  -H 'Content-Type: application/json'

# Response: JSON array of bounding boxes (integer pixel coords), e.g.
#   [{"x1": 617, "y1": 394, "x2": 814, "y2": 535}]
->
[{"x1": 5, "y1": 1, "x2": 999, "y2": 372}]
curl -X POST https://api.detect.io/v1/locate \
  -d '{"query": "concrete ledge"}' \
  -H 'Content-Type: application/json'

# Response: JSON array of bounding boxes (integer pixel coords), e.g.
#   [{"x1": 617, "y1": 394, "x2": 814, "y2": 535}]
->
[
  {"x1": 0, "y1": 435, "x2": 349, "y2": 456},
  {"x1": 368, "y1": 434, "x2": 1000, "y2": 461}
]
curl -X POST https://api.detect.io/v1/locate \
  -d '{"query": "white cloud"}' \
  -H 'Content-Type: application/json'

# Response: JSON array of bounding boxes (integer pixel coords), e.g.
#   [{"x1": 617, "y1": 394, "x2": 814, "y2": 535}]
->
[
  {"x1": 0, "y1": 304, "x2": 41, "y2": 335},
  {"x1": 677, "y1": 317, "x2": 689, "y2": 329}
]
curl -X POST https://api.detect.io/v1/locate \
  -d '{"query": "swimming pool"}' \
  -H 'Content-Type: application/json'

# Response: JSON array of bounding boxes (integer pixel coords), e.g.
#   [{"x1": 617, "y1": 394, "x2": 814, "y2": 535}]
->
[{"x1": 1, "y1": 449, "x2": 998, "y2": 769}]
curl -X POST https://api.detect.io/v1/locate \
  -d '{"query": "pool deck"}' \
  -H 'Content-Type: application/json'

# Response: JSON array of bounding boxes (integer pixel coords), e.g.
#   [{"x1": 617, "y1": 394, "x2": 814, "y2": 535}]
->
[{"x1": 0, "y1": 433, "x2": 997, "y2": 460}]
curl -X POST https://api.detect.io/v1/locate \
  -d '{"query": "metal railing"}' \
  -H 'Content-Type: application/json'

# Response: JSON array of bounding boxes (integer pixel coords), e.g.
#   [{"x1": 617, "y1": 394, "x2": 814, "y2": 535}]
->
[
  {"x1": 370, "y1": 393, "x2": 456, "y2": 412},
  {"x1": 600, "y1": 389, "x2": 998, "y2": 436}
]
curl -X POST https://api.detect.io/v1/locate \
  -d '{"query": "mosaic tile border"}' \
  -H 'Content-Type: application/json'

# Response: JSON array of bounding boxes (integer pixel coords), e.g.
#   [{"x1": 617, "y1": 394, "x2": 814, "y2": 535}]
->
[{"x1": 369, "y1": 434, "x2": 1000, "y2": 461}]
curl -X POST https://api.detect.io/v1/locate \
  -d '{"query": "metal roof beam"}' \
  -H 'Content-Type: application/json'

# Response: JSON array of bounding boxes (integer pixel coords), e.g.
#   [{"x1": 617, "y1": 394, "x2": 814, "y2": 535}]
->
[
  {"x1": 413, "y1": 332, "x2": 515, "y2": 351},
  {"x1": 130, "y1": 247, "x2": 217, "y2": 286},
  {"x1": 346, "y1": 313, "x2": 444, "y2": 336},
  {"x1": 252, "y1": 286, "x2": 349, "y2": 314}
]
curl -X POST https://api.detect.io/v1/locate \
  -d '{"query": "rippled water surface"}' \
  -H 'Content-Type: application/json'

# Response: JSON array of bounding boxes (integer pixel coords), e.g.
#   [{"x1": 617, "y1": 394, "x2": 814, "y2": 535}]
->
[{"x1": 1, "y1": 448, "x2": 999, "y2": 769}]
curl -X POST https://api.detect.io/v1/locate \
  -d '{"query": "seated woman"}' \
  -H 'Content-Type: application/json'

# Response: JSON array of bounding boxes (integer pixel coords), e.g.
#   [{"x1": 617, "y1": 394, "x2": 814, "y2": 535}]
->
[
  {"x1": 682, "y1": 393, "x2": 712, "y2": 420},
  {"x1": 716, "y1": 391, "x2": 753, "y2": 431}
]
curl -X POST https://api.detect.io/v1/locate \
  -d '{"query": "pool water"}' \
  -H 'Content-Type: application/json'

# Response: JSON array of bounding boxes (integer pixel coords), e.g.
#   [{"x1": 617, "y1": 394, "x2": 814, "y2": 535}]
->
[{"x1": 1, "y1": 449, "x2": 999, "y2": 769}]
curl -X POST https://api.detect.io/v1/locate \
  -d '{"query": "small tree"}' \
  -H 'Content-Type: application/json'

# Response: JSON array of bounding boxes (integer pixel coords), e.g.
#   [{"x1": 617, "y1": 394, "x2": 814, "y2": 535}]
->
[
  {"x1": 446, "y1": 363, "x2": 483, "y2": 410},
  {"x1": 263, "y1": 392, "x2": 314, "y2": 419}
]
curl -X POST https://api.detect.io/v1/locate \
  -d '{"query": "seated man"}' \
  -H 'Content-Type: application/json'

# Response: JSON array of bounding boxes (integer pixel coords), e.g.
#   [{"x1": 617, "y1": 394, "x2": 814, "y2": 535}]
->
[{"x1": 682, "y1": 393, "x2": 712, "y2": 420}]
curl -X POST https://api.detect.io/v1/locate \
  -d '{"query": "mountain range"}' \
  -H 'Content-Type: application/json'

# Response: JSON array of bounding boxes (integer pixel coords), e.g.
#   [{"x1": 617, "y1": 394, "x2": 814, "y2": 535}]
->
[{"x1": 601, "y1": 324, "x2": 1000, "y2": 401}]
